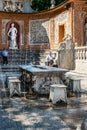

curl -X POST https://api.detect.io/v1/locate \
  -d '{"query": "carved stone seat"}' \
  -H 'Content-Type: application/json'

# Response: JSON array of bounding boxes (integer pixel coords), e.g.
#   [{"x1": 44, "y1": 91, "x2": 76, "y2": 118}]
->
[
  {"x1": 7, "y1": 76, "x2": 21, "y2": 97},
  {"x1": 49, "y1": 84, "x2": 67, "y2": 104},
  {"x1": 69, "y1": 77, "x2": 81, "y2": 92}
]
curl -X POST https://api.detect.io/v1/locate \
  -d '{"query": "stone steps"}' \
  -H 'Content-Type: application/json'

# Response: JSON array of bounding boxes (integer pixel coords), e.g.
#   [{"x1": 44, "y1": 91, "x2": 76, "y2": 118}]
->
[
  {"x1": 0, "y1": 49, "x2": 58, "y2": 65},
  {"x1": 0, "y1": 65, "x2": 20, "y2": 73}
]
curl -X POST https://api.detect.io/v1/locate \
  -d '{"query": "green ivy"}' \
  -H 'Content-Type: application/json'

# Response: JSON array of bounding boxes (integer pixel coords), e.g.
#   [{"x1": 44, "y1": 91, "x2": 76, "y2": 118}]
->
[{"x1": 31, "y1": 0, "x2": 65, "y2": 12}]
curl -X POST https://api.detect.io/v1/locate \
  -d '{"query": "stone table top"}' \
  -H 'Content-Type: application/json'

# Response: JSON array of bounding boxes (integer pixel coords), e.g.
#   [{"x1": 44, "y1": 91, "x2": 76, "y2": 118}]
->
[{"x1": 19, "y1": 65, "x2": 68, "y2": 75}]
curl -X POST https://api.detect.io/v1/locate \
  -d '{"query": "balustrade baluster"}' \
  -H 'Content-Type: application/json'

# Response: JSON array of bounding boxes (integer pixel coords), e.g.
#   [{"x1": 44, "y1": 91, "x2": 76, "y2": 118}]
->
[
  {"x1": 75, "y1": 46, "x2": 87, "y2": 60},
  {"x1": 75, "y1": 49, "x2": 78, "y2": 59},
  {"x1": 85, "y1": 48, "x2": 87, "y2": 60},
  {"x1": 78, "y1": 49, "x2": 80, "y2": 59},
  {"x1": 79, "y1": 49, "x2": 82, "y2": 60},
  {"x1": 83, "y1": 49, "x2": 86, "y2": 60}
]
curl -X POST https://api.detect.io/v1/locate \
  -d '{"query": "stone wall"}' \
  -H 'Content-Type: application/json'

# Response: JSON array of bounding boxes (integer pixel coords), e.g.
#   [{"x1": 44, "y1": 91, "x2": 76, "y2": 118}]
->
[
  {"x1": 0, "y1": 0, "x2": 86, "y2": 51},
  {"x1": 73, "y1": 3, "x2": 85, "y2": 46},
  {"x1": 0, "y1": 0, "x2": 72, "y2": 50}
]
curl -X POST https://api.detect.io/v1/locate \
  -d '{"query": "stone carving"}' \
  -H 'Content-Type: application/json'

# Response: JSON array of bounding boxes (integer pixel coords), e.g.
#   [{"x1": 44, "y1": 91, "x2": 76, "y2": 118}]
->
[
  {"x1": 63, "y1": 34, "x2": 73, "y2": 49},
  {"x1": 3, "y1": 1, "x2": 23, "y2": 12},
  {"x1": 8, "y1": 23, "x2": 18, "y2": 49},
  {"x1": 50, "y1": 0, "x2": 55, "y2": 9},
  {"x1": 58, "y1": 34, "x2": 73, "y2": 50},
  {"x1": 29, "y1": 19, "x2": 49, "y2": 44},
  {"x1": 58, "y1": 34, "x2": 75, "y2": 70},
  {"x1": 33, "y1": 76, "x2": 60, "y2": 94}
]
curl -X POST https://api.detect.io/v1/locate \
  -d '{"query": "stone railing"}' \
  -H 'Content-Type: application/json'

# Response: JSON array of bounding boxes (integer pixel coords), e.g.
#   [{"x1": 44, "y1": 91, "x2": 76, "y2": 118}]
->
[{"x1": 75, "y1": 46, "x2": 87, "y2": 60}]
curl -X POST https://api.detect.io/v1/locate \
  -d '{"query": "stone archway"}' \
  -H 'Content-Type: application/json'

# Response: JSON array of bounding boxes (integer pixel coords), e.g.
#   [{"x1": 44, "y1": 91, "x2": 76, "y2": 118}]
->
[{"x1": 6, "y1": 22, "x2": 20, "y2": 49}]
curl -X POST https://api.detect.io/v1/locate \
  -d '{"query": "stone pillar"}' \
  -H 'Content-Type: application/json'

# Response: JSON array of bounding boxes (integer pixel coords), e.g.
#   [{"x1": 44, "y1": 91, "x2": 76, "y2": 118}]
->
[{"x1": 58, "y1": 34, "x2": 75, "y2": 70}]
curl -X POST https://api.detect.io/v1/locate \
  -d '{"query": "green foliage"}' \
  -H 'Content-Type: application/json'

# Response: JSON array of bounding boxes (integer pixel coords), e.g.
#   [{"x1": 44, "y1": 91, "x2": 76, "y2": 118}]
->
[
  {"x1": 31, "y1": 0, "x2": 65, "y2": 12},
  {"x1": 55, "y1": 0, "x2": 65, "y2": 5},
  {"x1": 31, "y1": 0, "x2": 51, "y2": 12}
]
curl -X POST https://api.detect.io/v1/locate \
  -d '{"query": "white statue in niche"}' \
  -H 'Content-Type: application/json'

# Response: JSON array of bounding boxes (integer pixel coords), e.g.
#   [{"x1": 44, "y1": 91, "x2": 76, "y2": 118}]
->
[{"x1": 8, "y1": 23, "x2": 18, "y2": 49}]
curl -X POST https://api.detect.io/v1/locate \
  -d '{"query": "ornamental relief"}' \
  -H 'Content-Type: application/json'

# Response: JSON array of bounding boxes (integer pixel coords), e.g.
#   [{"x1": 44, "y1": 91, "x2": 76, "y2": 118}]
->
[
  {"x1": 81, "y1": 9, "x2": 87, "y2": 21},
  {"x1": 3, "y1": 1, "x2": 23, "y2": 12},
  {"x1": 29, "y1": 19, "x2": 50, "y2": 44},
  {"x1": 74, "y1": 5, "x2": 85, "y2": 24},
  {"x1": 54, "y1": 12, "x2": 69, "y2": 43},
  {"x1": 74, "y1": 4, "x2": 82, "y2": 12}
]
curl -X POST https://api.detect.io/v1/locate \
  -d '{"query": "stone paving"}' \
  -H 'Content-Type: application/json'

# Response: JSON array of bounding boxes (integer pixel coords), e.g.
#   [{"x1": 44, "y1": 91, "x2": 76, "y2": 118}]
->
[
  {"x1": 0, "y1": 92, "x2": 87, "y2": 130},
  {"x1": 0, "y1": 69, "x2": 87, "y2": 130}
]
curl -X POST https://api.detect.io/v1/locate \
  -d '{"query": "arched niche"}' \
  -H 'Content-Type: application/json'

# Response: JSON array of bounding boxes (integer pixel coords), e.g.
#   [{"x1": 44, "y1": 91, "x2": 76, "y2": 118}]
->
[{"x1": 6, "y1": 21, "x2": 20, "y2": 49}]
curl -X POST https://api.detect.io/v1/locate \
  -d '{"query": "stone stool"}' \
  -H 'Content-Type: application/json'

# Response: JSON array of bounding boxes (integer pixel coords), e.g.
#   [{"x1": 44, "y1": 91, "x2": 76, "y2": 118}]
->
[
  {"x1": 69, "y1": 78, "x2": 81, "y2": 92},
  {"x1": 49, "y1": 84, "x2": 67, "y2": 104},
  {"x1": 8, "y1": 78, "x2": 21, "y2": 97}
]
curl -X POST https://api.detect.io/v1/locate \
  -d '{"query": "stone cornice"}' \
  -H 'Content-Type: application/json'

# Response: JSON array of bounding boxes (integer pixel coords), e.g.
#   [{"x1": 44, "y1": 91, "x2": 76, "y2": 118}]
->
[
  {"x1": 0, "y1": 0, "x2": 87, "y2": 17},
  {"x1": 0, "y1": 1, "x2": 71, "y2": 17},
  {"x1": 69, "y1": 0, "x2": 87, "y2": 4}
]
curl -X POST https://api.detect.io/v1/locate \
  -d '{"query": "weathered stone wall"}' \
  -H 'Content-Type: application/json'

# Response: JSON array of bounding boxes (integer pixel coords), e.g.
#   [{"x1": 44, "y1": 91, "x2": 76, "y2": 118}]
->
[
  {"x1": 0, "y1": 0, "x2": 72, "y2": 50},
  {"x1": 58, "y1": 49, "x2": 75, "y2": 70},
  {"x1": 0, "y1": 0, "x2": 87, "y2": 50},
  {"x1": 73, "y1": 3, "x2": 85, "y2": 46},
  {"x1": 54, "y1": 11, "x2": 71, "y2": 44}
]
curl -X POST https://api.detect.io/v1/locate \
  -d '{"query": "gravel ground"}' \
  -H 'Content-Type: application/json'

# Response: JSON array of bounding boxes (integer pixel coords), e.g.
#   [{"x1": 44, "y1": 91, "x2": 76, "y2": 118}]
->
[{"x1": 0, "y1": 93, "x2": 87, "y2": 130}]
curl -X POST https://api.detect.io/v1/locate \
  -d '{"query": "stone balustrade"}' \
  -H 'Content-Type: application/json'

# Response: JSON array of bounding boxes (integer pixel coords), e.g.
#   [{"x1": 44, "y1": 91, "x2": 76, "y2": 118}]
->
[{"x1": 75, "y1": 46, "x2": 87, "y2": 60}]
